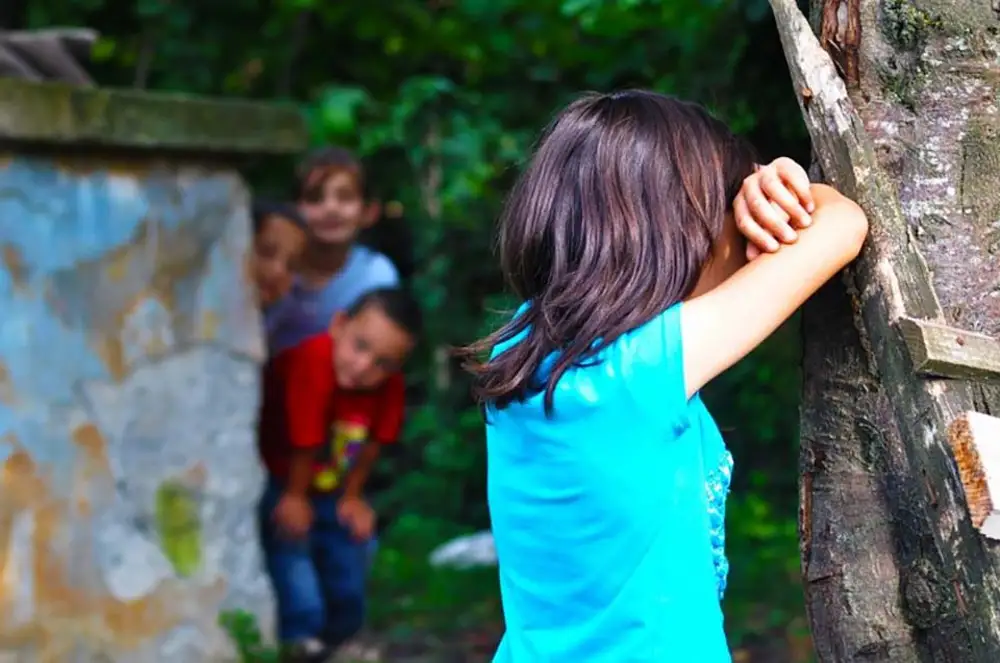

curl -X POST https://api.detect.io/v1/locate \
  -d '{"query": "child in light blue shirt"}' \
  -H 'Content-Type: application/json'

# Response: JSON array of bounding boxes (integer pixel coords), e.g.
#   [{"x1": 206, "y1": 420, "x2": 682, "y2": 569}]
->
[
  {"x1": 266, "y1": 147, "x2": 399, "y2": 354},
  {"x1": 461, "y1": 90, "x2": 869, "y2": 662}
]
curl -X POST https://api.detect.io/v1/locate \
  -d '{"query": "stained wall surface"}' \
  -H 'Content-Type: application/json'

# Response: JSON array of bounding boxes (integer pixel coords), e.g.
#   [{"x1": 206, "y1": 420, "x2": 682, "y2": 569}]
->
[{"x1": 0, "y1": 154, "x2": 271, "y2": 662}]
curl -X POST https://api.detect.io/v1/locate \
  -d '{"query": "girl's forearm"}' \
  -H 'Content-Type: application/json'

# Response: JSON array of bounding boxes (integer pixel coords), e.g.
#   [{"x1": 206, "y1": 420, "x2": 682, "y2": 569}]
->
[
  {"x1": 682, "y1": 187, "x2": 868, "y2": 397},
  {"x1": 809, "y1": 183, "x2": 853, "y2": 214}
]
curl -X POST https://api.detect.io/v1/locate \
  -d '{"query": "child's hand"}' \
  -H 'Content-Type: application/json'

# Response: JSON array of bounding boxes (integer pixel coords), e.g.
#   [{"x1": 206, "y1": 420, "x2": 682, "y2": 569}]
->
[
  {"x1": 273, "y1": 492, "x2": 313, "y2": 540},
  {"x1": 337, "y1": 495, "x2": 376, "y2": 542},
  {"x1": 734, "y1": 157, "x2": 815, "y2": 260}
]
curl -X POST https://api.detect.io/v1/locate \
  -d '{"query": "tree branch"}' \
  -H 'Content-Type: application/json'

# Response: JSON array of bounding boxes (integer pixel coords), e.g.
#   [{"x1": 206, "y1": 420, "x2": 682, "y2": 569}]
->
[
  {"x1": 767, "y1": 0, "x2": 940, "y2": 322},
  {"x1": 133, "y1": 27, "x2": 156, "y2": 89},
  {"x1": 278, "y1": 11, "x2": 311, "y2": 98}
]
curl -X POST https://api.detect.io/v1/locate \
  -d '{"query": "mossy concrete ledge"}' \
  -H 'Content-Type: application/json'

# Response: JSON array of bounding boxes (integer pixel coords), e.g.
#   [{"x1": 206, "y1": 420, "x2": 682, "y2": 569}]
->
[{"x1": 0, "y1": 78, "x2": 308, "y2": 154}]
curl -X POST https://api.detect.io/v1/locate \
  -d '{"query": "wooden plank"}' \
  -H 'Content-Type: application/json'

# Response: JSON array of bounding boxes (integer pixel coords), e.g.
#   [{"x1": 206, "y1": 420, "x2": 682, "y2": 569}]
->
[
  {"x1": 948, "y1": 412, "x2": 1000, "y2": 541},
  {"x1": 0, "y1": 29, "x2": 97, "y2": 84},
  {"x1": 896, "y1": 317, "x2": 1000, "y2": 381}
]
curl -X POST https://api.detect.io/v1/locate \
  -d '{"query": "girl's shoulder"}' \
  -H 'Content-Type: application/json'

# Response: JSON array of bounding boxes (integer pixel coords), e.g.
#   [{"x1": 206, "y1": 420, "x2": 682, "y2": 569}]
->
[
  {"x1": 489, "y1": 302, "x2": 691, "y2": 428},
  {"x1": 611, "y1": 302, "x2": 689, "y2": 425},
  {"x1": 611, "y1": 301, "x2": 686, "y2": 380},
  {"x1": 624, "y1": 301, "x2": 684, "y2": 353},
  {"x1": 492, "y1": 301, "x2": 684, "y2": 357}
]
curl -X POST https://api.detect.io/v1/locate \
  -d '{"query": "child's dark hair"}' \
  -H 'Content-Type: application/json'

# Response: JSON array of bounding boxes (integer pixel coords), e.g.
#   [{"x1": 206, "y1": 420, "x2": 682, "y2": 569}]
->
[
  {"x1": 295, "y1": 146, "x2": 368, "y2": 202},
  {"x1": 460, "y1": 90, "x2": 757, "y2": 414},
  {"x1": 348, "y1": 287, "x2": 423, "y2": 339},
  {"x1": 251, "y1": 199, "x2": 305, "y2": 235}
]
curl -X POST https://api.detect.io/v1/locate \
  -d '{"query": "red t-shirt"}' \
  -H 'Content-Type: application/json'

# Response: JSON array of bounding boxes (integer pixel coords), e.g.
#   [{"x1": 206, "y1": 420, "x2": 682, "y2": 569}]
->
[{"x1": 258, "y1": 333, "x2": 405, "y2": 492}]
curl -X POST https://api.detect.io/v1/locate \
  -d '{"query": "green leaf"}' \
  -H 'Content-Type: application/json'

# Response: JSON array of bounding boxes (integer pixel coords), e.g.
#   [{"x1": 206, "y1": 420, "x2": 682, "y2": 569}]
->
[
  {"x1": 317, "y1": 85, "x2": 372, "y2": 137},
  {"x1": 90, "y1": 37, "x2": 117, "y2": 62}
]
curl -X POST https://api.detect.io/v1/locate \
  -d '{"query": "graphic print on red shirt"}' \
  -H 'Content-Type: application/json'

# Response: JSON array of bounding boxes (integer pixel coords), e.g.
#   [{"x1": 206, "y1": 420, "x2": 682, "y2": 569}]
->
[{"x1": 257, "y1": 333, "x2": 405, "y2": 491}]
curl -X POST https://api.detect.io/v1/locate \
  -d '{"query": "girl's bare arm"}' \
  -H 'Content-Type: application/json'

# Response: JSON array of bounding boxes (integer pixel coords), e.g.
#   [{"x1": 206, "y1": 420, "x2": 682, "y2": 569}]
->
[{"x1": 681, "y1": 184, "x2": 868, "y2": 398}]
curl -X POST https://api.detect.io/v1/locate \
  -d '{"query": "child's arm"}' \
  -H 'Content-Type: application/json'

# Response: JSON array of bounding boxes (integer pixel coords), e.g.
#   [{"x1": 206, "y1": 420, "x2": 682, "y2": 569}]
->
[
  {"x1": 337, "y1": 374, "x2": 406, "y2": 541},
  {"x1": 272, "y1": 340, "x2": 334, "y2": 538},
  {"x1": 341, "y1": 372, "x2": 405, "y2": 499},
  {"x1": 283, "y1": 341, "x2": 334, "y2": 493},
  {"x1": 682, "y1": 181, "x2": 869, "y2": 398},
  {"x1": 285, "y1": 449, "x2": 317, "y2": 496},
  {"x1": 341, "y1": 441, "x2": 381, "y2": 500}
]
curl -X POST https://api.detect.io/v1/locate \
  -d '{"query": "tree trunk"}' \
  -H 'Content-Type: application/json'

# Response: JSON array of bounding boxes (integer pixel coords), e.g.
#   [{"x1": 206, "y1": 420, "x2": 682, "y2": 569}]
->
[{"x1": 769, "y1": 0, "x2": 1000, "y2": 660}]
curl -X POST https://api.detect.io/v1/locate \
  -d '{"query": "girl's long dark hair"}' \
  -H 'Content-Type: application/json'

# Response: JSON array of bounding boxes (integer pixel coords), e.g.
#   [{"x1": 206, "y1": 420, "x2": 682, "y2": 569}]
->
[{"x1": 460, "y1": 90, "x2": 757, "y2": 415}]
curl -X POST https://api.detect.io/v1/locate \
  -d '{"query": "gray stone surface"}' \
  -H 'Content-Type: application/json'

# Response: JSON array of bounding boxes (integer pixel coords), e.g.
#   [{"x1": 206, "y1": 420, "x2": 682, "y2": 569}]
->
[{"x1": 0, "y1": 154, "x2": 272, "y2": 661}]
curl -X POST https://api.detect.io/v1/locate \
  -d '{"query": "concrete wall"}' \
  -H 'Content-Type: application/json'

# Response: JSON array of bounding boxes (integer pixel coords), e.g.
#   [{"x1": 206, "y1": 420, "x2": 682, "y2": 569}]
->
[{"x1": 0, "y1": 81, "x2": 307, "y2": 662}]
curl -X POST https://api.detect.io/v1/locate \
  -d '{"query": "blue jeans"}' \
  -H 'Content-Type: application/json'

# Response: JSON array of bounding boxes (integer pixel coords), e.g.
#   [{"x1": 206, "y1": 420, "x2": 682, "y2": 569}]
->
[{"x1": 258, "y1": 481, "x2": 369, "y2": 647}]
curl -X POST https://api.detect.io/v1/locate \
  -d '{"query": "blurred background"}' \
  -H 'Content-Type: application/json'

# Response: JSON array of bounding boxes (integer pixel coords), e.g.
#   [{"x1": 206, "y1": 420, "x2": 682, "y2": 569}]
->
[{"x1": 6, "y1": 0, "x2": 812, "y2": 660}]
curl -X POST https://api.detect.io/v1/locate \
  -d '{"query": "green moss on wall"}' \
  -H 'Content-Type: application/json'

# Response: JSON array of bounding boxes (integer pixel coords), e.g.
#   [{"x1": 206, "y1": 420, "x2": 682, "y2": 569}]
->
[
  {"x1": 155, "y1": 480, "x2": 203, "y2": 578},
  {"x1": 0, "y1": 79, "x2": 308, "y2": 155}
]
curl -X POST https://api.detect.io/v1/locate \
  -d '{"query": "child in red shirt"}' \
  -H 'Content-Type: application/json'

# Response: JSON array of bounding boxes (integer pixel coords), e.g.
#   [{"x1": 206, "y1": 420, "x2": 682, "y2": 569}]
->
[{"x1": 257, "y1": 287, "x2": 421, "y2": 662}]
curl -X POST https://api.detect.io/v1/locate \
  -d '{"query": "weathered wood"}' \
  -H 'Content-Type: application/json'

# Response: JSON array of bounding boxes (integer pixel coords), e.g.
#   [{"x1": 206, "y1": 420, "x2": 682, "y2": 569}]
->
[
  {"x1": 897, "y1": 317, "x2": 1000, "y2": 381},
  {"x1": 0, "y1": 29, "x2": 97, "y2": 84},
  {"x1": 0, "y1": 78, "x2": 308, "y2": 155},
  {"x1": 800, "y1": 279, "x2": 921, "y2": 661},
  {"x1": 771, "y1": 0, "x2": 1000, "y2": 659},
  {"x1": 948, "y1": 412, "x2": 1000, "y2": 540}
]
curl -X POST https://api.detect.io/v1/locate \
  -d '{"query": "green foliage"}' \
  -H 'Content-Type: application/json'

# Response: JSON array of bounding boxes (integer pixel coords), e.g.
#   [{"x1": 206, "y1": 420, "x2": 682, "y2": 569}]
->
[
  {"x1": 219, "y1": 609, "x2": 278, "y2": 662},
  {"x1": 26, "y1": 0, "x2": 810, "y2": 656},
  {"x1": 367, "y1": 515, "x2": 502, "y2": 633},
  {"x1": 705, "y1": 318, "x2": 805, "y2": 650}
]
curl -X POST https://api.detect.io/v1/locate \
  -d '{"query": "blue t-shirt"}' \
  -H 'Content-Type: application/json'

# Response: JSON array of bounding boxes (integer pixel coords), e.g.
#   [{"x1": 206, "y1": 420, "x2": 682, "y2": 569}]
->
[
  {"x1": 265, "y1": 245, "x2": 399, "y2": 354},
  {"x1": 486, "y1": 302, "x2": 733, "y2": 662}
]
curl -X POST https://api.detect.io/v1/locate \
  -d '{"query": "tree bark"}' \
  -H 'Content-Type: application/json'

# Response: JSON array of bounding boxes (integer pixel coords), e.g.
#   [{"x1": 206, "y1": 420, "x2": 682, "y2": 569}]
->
[{"x1": 769, "y1": 0, "x2": 1000, "y2": 660}]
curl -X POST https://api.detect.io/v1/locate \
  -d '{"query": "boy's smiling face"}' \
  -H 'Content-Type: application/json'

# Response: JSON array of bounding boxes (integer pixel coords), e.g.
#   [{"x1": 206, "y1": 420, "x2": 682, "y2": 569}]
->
[
  {"x1": 299, "y1": 169, "x2": 378, "y2": 246},
  {"x1": 329, "y1": 304, "x2": 415, "y2": 391},
  {"x1": 252, "y1": 215, "x2": 307, "y2": 307}
]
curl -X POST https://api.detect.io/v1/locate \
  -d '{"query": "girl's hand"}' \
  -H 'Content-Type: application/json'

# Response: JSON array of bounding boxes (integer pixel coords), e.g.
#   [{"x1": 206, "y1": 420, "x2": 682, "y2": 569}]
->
[{"x1": 733, "y1": 157, "x2": 815, "y2": 260}]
